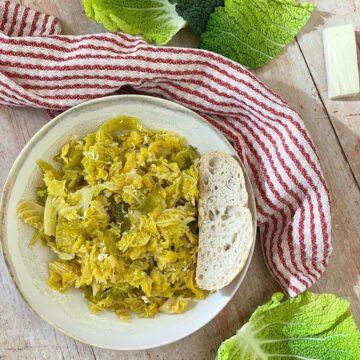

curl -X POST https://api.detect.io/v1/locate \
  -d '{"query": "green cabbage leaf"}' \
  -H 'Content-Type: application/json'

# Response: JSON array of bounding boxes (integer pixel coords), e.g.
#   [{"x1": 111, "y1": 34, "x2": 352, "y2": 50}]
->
[
  {"x1": 217, "y1": 292, "x2": 360, "y2": 360},
  {"x1": 200, "y1": 0, "x2": 315, "y2": 68},
  {"x1": 160, "y1": 296, "x2": 191, "y2": 314},
  {"x1": 17, "y1": 200, "x2": 44, "y2": 231},
  {"x1": 169, "y1": 0, "x2": 223, "y2": 35},
  {"x1": 83, "y1": 0, "x2": 186, "y2": 45}
]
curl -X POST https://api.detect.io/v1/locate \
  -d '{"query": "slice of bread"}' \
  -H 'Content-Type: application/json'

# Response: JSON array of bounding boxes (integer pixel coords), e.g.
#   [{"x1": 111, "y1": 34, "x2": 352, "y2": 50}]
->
[{"x1": 196, "y1": 151, "x2": 253, "y2": 290}]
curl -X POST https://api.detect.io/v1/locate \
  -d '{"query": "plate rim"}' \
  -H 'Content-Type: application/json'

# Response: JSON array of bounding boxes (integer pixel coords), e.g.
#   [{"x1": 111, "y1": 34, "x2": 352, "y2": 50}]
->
[{"x1": 0, "y1": 94, "x2": 257, "y2": 350}]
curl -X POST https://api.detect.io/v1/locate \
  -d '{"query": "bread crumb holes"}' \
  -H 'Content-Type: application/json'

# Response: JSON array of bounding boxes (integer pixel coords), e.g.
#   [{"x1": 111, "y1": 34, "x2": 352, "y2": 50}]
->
[
  {"x1": 232, "y1": 233, "x2": 238, "y2": 243},
  {"x1": 208, "y1": 210, "x2": 215, "y2": 221}
]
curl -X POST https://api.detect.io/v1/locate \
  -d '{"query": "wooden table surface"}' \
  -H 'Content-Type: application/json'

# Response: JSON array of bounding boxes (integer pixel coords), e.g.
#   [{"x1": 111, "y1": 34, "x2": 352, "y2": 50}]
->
[{"x1": 1, "y1": 1, "x2": 360, "y2": 359}]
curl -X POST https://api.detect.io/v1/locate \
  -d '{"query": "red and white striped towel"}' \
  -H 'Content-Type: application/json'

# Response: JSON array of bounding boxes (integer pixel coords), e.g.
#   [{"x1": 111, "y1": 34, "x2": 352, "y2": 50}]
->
[{"x1": 0, "y1": 1, "x2": 331, "y2": 297}]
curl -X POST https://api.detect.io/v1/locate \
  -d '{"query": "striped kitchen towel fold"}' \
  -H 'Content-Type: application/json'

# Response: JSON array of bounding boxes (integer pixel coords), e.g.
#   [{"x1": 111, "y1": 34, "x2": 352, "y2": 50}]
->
[
  {"x1": 0, "y1": 0, "x2": 331, "y2": 297},
  {"x1": 0, "y1": 1, "x2": 60, "y2": 37}
]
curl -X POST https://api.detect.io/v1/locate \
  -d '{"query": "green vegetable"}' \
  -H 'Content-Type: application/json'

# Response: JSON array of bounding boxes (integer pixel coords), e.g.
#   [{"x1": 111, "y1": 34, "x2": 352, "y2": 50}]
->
[
  {"x1": 172, "y1": 145, "x2": 198, "y2": 170},
  {"x1": 17, "y1": 116, "x2": 206, "y2": 320},
  {"x1": 43, "y1": 196, "x2": 57, "y2": 236},
  {"x1": 200, "y1": 0, "x2": 315, "y2": 68},
  {"x1": 17, "y1": 201, "x2": 44, "y2": 231},
  {"x1": 169, "y1": 0, "x2": 223, "y2": 35},
  {"x1": 217, "y1": 292, "x2": 360, "y2": 360},
  {"x1": 160, "y1": 296, "x2": 191, "y2": 314},
  {"x1": 109, "y1": 198, "x2": 130, "y2": 233},
  {"x1": 83, "y1": 0, "x2": 186, "y2": 45}
]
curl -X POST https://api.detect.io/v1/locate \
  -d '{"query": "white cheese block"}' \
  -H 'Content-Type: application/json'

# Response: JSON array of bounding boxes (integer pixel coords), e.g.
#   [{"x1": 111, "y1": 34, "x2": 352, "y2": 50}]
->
[{"x1": 323, "y1": 24, "x2": 360, "y2": 99}]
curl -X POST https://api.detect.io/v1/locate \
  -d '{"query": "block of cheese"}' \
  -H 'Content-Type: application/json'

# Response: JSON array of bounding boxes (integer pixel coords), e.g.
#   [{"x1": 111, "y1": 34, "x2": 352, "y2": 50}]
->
[{"x1": 323, "y1": 24, "x2": 360, "y2": 99}]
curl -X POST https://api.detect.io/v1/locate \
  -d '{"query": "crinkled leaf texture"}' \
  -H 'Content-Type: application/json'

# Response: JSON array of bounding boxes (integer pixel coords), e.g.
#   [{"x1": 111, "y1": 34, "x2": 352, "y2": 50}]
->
[
  {"x1": 217, "y1": 292, "x2": 360, "y2": 360},
  {"x1": 169, "y1": 0, "x2": 223, "y2": 36},
  {"x1": 17, "y1": 201, "x2": 44, "y2": 231},
  {"x1": 200, "y1": 0, "x2": 315, "y2": 68},
  {"x1": 83, "y1": 0, "x2": 186, "y2": 45}
]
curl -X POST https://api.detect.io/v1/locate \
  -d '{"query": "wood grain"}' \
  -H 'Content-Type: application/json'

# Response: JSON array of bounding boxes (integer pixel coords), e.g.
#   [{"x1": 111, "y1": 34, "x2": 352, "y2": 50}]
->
[
  {"x1": 296, "y1": 0, "x2": 360, "y2": 185},
  {"x1": 1, "y1": 1, "x2": 359, "y2": 359}
]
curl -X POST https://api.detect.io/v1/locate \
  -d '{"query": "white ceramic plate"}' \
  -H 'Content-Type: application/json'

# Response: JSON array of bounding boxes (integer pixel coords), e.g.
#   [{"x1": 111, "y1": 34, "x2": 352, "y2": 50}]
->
[{"x1": 1, "y1": 95, "x2": 256, "y2": 350}]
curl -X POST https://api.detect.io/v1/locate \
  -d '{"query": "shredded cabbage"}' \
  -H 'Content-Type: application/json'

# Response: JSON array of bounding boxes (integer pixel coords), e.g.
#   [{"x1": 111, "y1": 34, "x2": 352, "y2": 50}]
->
[{"x1": 17, "y1": 116, "x2": 206, "y2": 320}]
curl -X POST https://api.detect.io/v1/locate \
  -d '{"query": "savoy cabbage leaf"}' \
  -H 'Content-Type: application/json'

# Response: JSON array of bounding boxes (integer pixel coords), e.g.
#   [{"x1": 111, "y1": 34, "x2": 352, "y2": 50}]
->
[
  {"x1": 83, "y1": 0, "x2": 186, "y2": 45},
  {"x1": 17, "y1": 200, "x2": 44, "y2": 231},
  {"x1": 217, "y1": 292, "x2": 360, "y2": 360},
  {"x1": 200, "y1": 0, "x2": 315, "y2": 68},
  {"x1": 169, "y1": 0, "x2": 224, "y2": 35}
]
